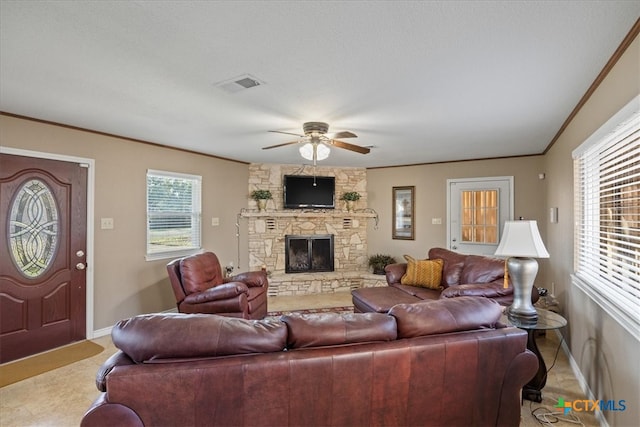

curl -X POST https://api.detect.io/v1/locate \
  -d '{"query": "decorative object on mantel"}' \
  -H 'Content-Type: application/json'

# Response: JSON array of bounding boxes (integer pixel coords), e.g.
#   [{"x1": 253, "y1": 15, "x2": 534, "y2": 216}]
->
[
  {"x1": 250, "y1": 189, "x2": 273, "y2": 212},
  {"x1": 340, "y1": 191, "x2": 361, "y2": 212},
  {"x1": 368, "y1": 254, "x2": 397, "y2": 275},
  {"x1": 494, "y1": 220, "x2": 550, "y2": 326}
]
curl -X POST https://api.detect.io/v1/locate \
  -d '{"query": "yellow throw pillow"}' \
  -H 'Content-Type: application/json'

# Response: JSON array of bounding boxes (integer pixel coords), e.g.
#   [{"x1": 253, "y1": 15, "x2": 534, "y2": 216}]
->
[{"x1": 400, "y1": 255, "x2": 444, "y2": 289}]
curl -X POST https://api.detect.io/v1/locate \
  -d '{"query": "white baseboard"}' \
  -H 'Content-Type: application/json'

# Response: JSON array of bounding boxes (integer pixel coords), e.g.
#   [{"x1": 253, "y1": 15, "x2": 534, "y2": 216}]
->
[{"x1": 556, "y1": 330, "x2": 608, "y2": 427}]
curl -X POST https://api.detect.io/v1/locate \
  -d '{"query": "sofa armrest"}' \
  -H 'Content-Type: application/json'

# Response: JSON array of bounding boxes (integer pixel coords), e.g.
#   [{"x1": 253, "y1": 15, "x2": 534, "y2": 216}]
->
[
  {"x1": 441, "y1": 280, "x2": 540, "y2": 303},
  {"x1": 81, "y1": 394, "x2": 144, "y2": 427},
  {"x1": 96, "y1": 351, "x2": 134, "y2": 392},
  {"x1": 385, "y1": 263, "x2": 407, "y2": 285},
  {"x1": 224, "y1": 270, "x2": 268, "y2": 288},
  {"x1": 183, "y1": 282, "x2": 249, "y2": 304},
  {"x1": 497, "y1": 349, "x2": 539, "y2": 426},
  {"x1": 440, "y1": 280, "x2": 513, "y2": 299}
]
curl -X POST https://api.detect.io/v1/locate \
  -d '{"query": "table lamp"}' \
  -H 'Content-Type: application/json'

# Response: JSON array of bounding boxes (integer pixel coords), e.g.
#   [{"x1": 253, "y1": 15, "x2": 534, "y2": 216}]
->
[{"x1": 494, "y1": 220, "x2": 549, "y2": 325}]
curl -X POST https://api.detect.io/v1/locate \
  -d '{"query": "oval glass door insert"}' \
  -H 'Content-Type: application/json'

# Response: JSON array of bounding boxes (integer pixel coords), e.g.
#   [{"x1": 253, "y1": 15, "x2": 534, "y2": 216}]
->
[{"x1": 9, "y1": 179, "x2": 59, "y2": 278}]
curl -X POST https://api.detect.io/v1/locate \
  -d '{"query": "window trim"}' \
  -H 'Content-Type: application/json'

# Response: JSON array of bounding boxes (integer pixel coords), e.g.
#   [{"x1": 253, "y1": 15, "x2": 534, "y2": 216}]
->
[
  {"x1": 572, "y1": 95, "x2": 640, "y2": 341},
  {"x1": 145, "y1": 169, "x2": 202, "y2": 261}
]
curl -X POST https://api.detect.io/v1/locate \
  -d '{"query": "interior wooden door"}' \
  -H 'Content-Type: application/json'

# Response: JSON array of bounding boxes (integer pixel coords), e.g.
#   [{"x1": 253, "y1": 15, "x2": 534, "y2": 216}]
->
[
  {"x1": 448, "y1": 177, "x2": 513, "y2": 256},
  {"x1": 0, "y1": 154, "x2": 87, "y2": 363}
]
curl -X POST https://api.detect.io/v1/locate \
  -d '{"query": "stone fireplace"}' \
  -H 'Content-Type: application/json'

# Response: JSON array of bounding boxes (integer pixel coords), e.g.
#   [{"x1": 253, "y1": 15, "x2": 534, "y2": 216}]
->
[
  {"x1": 241, "y1": 163, "x2": 387, "y2": 296},
  {"x1": 285, "y1": 234, "x2": 334, "y2": 273}
]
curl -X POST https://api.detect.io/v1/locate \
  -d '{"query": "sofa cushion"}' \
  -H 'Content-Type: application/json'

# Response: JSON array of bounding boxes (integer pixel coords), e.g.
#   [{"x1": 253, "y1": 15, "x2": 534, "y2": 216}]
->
[
  {"x1": 388, "y1": 297, "x2": 503, "y2": 338},
  {"x1": 459, "y1": 255, "x2": 505, "y2": 285},
  {"x1": 281, "y1": 312, "x2": 397, "y2": 349},
  {"x1": 390, "y1": 283, "x2": 442, "y2": 301},
  {"x1": 400, "y1": 255, "x2": 444, "y2": 289},
  {"x1": 428, "y1": 248, "x2": 466, "y2": 288},
  {"x1": 180, "y1": 252, "x2": 224, "y2": 294},
  {"x1": 112, "y1": 313, "x2": 287, "y2": 363}
]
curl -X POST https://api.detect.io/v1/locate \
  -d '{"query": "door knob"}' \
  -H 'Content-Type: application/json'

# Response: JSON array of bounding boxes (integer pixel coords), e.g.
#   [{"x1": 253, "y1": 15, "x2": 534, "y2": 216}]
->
[{"x1": 75, "y1": 263, "x2": 86, "y2": 270}]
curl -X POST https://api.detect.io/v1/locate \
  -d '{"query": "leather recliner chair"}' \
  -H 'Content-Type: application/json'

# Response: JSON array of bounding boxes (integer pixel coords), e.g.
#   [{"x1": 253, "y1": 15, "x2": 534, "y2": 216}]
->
[{"x1": 166, "y1": 252, "x2": 268, "y2": 319}]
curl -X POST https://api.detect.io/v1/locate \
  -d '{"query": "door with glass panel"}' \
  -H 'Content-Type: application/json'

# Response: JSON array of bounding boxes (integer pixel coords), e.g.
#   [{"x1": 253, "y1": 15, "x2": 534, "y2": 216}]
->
[
  {"x1": 0, "y1": 154, "x2": 87, "y2": 363},
  {"x1": 447, "y1": 177, "x2": 513, "y2": 256}
]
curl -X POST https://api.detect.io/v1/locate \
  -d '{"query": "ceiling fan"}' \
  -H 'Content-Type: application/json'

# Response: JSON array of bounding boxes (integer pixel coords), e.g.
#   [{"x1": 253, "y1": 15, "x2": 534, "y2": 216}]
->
[{"x1": 263, "y1": 122, "x2": 370, "y2": 165}]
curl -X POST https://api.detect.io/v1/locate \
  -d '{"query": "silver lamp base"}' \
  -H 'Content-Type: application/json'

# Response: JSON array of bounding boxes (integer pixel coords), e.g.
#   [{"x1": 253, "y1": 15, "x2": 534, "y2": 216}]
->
[{"x1": 506, "y1": 257, "x2": 539, "y2": 326}]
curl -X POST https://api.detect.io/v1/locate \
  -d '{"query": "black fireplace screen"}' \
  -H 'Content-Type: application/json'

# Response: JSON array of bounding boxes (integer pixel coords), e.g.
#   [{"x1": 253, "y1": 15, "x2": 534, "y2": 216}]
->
[{"x1": 285, "y1": 234, "x2": 334, "y2": 273}]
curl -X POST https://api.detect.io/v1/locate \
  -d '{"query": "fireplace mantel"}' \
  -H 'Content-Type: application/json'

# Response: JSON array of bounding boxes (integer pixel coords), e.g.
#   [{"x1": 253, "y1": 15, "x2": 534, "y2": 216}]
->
[{"x1": 239, "y1": 209, "x2": 378, "y2": 220}]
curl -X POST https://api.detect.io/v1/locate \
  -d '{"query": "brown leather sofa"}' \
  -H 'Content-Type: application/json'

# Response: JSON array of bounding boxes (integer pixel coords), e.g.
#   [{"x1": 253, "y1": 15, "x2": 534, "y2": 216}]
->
[
  {"x1": 352, "y1": 247, "x2": 539, "y2": 313},
  {"x1": 167, "y1": 252, "x2": 268, "y2": 319},
  {"x1": 81, "y1": 297, "x2": 537, "y2": 427}
]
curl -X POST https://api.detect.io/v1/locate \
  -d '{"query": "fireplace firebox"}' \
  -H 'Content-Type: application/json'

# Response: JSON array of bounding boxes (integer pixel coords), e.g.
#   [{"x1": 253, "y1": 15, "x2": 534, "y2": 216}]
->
[{"x1": 285, "y1": 234, "x2": 334, "y2": 273}]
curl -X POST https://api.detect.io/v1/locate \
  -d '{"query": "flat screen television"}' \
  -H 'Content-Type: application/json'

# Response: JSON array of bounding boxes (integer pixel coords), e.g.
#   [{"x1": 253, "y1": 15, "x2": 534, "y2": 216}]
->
[{"x1": 283, "y1": 175, "x2": 335, "y2": 209}]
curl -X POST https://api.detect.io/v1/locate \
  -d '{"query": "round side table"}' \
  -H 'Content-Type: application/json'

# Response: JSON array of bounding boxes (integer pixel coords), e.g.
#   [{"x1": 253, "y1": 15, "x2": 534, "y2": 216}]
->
[{"x1": 502, "y1": 308, "x2": 567, "y2": 402}]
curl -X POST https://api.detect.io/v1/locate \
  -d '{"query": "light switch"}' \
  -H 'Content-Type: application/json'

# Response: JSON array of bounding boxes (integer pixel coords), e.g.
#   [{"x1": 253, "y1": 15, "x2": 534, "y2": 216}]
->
[
  {"x1": 101, "y1": 218, "x2": 114, "y2": 229},
  {"x1": 211, "y1": 217, "x2": 220, "y2": 226},
  {"x1": 432, "y1": 218, "x2": 442, "y2": 225}
]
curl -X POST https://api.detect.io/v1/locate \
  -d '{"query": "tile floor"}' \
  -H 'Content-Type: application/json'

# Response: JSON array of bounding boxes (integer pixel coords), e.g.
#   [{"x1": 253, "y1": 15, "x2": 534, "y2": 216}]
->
[{"x1": 1, "y1": 292, "x2": 599, "y2": 426}]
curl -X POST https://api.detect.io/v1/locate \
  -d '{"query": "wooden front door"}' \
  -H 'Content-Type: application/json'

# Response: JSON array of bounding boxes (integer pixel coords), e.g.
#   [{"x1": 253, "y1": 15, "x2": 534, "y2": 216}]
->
[{"x1": 0, "y1": 154, "x2": 87, "y2": 363}]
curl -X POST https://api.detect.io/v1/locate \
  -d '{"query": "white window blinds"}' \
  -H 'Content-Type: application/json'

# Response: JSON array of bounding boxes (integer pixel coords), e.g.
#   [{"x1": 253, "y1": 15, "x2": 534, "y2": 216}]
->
[
  {"x1": 573, "y1": 95, "x2": 640, "y2": 340},
  {"x1": 146, "y1": 170, "x2": 202, "y2": 260}
]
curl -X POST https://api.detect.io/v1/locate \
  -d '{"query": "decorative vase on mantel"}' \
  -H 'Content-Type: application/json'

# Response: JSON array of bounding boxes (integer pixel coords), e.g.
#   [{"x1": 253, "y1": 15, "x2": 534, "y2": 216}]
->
[
  {"x1": 341, "y1": 191, "x2": 361, "y2": 213},
  {"x1": 250, "y1": 189, "x2": 272, "y2": 213},
  {"x1": 345, "y1": 200, "x2": 355, "y2": 212}
]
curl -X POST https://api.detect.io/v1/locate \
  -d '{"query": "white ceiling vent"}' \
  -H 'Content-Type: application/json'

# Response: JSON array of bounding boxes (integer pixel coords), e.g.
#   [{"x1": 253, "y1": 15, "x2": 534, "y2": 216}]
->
[{"x1": 215, "y1": 74, "x2": 264, "y2": 94}]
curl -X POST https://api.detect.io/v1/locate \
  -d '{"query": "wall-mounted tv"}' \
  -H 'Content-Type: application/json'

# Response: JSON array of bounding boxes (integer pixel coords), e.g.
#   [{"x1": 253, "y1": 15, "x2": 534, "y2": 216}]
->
[{"x1": 283, "y1": 175, "x2": 335, "y2": 209}]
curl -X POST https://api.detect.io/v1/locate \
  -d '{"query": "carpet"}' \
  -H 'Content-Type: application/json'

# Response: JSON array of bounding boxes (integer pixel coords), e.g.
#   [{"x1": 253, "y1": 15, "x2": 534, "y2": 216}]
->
[
  {"x1": 266, "y1": 306, "x2": 354, "y2": 320},
  {"x1": 0, "y1": 340, "x2": 104, "y2": 388}
]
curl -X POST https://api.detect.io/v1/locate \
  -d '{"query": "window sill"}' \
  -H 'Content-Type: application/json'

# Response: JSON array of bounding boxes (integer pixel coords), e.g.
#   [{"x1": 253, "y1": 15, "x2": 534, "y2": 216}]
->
[
  {"x1": 571, "y1": 273, "x2": 640, "y2": 341},
  {"x1": 145, "y1": 248, "x2": 202, "y2": 262}
]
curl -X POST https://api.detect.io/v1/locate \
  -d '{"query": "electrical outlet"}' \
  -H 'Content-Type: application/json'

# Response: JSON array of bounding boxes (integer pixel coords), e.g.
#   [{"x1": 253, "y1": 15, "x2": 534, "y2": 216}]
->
[
  {"x1": 101, "y1": 218, "x2": 114, "y2": 229},
  {"x1": 211, "y1": 217, "x2": 220, "y2": 226}
]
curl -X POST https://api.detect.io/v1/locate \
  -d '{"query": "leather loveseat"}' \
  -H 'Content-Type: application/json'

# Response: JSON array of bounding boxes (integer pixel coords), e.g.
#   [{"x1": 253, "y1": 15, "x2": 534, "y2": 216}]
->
[
  {"x1": 352, "y1": 247, "x2": 539, "y2": 313},
  {"x1": 81, "y1": 297, "x2": 537, "y2": 427}
]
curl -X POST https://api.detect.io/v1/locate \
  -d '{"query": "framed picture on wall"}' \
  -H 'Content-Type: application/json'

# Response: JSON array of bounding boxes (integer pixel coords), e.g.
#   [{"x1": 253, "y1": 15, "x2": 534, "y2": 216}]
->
[{"x1": 392, "y1": 186, "x2": 415, "y2": 240}]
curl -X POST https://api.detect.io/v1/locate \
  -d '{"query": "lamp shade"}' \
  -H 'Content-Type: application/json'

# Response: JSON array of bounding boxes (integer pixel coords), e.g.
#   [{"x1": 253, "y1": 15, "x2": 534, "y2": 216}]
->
[{"x1": 494, "y1": 220, "x2": 549, "y2": 258}]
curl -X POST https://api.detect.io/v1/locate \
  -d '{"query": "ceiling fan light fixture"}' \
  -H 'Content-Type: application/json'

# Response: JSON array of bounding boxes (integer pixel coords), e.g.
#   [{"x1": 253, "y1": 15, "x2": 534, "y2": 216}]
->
[
  {"x1": 316, "y1": 143, "x2": 330, "y2": 160},
  {"x1": 299, "y1": 143, "x2": 314, "y2": 160},
  {"x1": 299, "y1": 142, "x2": 330, "y2": 161}
]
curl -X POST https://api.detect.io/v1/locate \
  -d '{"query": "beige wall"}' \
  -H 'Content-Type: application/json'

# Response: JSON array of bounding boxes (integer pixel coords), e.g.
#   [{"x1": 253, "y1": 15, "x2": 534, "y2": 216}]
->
[
  {"x1": 1, "y1": 115, "x2": 250, "y2": 330},
  {"x1": 366, "y1": 156, "x2": 547, "y2": 278},
  {"x1": 542, "y1": 34, "x2": 639, "y2": 427}
]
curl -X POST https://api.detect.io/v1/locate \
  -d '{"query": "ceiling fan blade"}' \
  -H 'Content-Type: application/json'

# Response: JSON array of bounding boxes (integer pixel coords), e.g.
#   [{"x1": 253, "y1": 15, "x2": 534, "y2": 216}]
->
[
  {"x1": 268, "y1": 130, "x2": 305, "y2": 138},
  {"x1": 329, "y1": 139, "x2": 370, "y2": 154},
  {"x1": 328, "y1": 131, "x2": 357, "y2": 139},
  {"x1": 262, "y1": 140, "x2": 300, "y2": 150}
]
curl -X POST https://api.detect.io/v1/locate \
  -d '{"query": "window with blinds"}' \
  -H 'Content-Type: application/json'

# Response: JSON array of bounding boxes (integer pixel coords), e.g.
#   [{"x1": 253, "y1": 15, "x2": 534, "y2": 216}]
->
[
  {"x1": 146, "y1": 170, "x2": 202, "y2": 260},
  {"x1": 573, "y1": 95, "x2": 640, "y2": 340}
]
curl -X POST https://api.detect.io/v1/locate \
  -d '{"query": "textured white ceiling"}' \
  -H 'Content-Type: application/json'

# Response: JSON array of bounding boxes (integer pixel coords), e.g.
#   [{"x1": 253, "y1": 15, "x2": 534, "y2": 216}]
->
[{"x1": 1, "y1": 1, "x2": 638, "y2": 167}]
